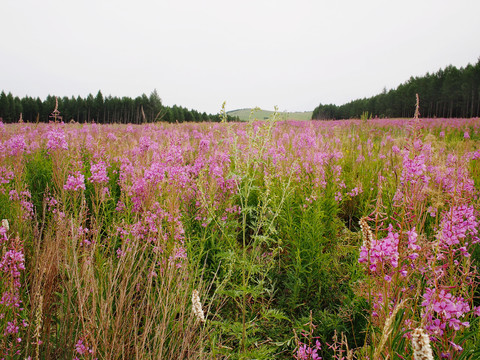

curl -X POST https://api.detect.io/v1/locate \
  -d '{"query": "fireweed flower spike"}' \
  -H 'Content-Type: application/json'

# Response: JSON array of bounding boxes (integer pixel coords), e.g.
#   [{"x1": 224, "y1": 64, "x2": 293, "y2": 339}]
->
[
  {"x1": 411, "y1": 328, "x2": 434, "y2": 360},
  {"x1": 64, "y1": 173, "x2": 86, "y2": 191},
  {"x1": 192, "y1": 289, "x2": 205, "y2": 323}
]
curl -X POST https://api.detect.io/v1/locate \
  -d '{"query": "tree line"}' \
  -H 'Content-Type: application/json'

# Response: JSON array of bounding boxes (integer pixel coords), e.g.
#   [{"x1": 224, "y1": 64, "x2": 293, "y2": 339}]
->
[
  {"x1": 312, "y1": 59, "x2": 480, "y2": 120},
  {"x1": 0, "y1": 89, "x2": 239, "y2": 124}
]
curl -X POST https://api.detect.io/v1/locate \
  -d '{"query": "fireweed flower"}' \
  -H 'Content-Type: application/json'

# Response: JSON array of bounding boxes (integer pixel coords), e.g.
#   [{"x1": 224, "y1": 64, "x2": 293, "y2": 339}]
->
[
  {"x1": 421, "y1": 288, "x2": 470, "y2": 336},
  {"x1": 46, "y1": 127, "x2": 68, "y2": 151},
  {"x1": 346, "y1": 186, "x2": 363, "y2": 197},
  {"x1": 64, "y1": 173, "x2": 86, "y2": 191},
  {"x1": 138, "y1": 135, "x2": 158, "y2": 153},
  {"x1": 0, "y1": 233, "x2": 26, "y2": 356},
  {"x1": 74, "y1": 338, "x2": 95, "y2": 357},
  {"x1": 392, "y1": 145, "x2": 401, "y2": 154},
  {"x1": 75, "y1": 339, "x2": 87, "y2": 355},
  {"x1": 89, "y1": 161, "x2": 109, "y2": 184},
  {"x1": 0, "y1": 166, "x2": 15, "y2": 190},
  {"x1": 6, "y1": 135, "x2": 28, "y2": 156},
  {"x1": 4, "y1": 320, "x2": 19, "y2": 335},
  {"x1": 400, "y1": 151, "x2": 429, "y2": 186},
  {"x1": 407, "y1": 227, "x2": 421, "y2": 260},
  {"x1": 107, "y1": 132, "x2": 117, "y2": 141},
  {"x1": 436, "y1": 205, "x2": 479, "y2": 253},
  {"x1": 359, "y1": 224, "x2": 399, "y2": 272},
  {"x1": 429, "y1": 154, "x2": 476, "y2": 203},
  {"x1": 295, "y1": 341, "x2": 322, "y2": 360},
  {"x1": 168, "y1": 245, "x2": 187, "y2": 268},
  {"x1": 427, "y1": 206, "x2": 437, "y2": 217},
  {"x1": 199, "y1": 138, "x2": 210, "y2": 151},
  {"x1": 8, "y1": 190, "x2": 34, "y2": 220}
]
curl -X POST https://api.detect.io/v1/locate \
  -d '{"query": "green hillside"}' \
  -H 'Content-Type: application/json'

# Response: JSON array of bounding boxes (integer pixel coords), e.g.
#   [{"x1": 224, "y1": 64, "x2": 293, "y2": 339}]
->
[{"x1": 227, "y1": 108, "x2": 312, "y2": 121}]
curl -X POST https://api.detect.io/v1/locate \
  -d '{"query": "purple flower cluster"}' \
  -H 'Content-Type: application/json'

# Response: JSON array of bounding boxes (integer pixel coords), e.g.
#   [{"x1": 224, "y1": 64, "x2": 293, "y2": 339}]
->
[
  {"x1": 64, "y1": 172, "x2": 86, "y2": 191},
  {"x1": 46, "y1": 127, "x2": 69, "y2": 151},
  {"x1": 295, "y1": 340, "x2": 322, "y2": 360},
  {"x1": 8, "y1": 189, "x2": 34, "y2": 220},
  {"x1": 74, "y1": 337, "x2": 97, "y2": 360},
  {"x1": 6, "y1": 135, "x2": 28, "y2": 157},
  {"x1": 0, "y1": 226, "x2": 28, "y2": 357},
  {"x1": 356, "y1": 122, "x2": 480, "y2": 357},
  {"x1": 0, "y1": 249, "x2": 25, "y2": 289},
  {"x1": 431, "y1": 154, "x2": 476, "y2": 203},
  {"x1": 406, "y1": 227, "x2": 421, "y2": 261},
  {"x1": 358, "y1": 224, "x2": 399, "y2": 272},
  {"x1": 346, "y1": 186, "x2": 362, "y2": 198},
  {"x1": 0, "y1": 166, "x2": 14, "y2": 193},
  {"x1": 89, "y1": 161, "x2": 109, "y2": 184},
  {"x1": 421, "y1": 288, "x2": 470, "y2": 336},
  {"x1": 114, "y1": 200, "x2": 188, "y2": 270},
  {"x1": 436, "y1": 205, "x2": 479, "y2": 255},
  {"x1": 400, "y1": 151, "x2": 429, "y2": 185}
]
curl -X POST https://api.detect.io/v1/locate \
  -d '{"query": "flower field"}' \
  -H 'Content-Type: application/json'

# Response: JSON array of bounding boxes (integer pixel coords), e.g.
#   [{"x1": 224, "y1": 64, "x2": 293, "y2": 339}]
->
[{"x1": 1, "y1": 115, "x2": 480, "y2": 359}]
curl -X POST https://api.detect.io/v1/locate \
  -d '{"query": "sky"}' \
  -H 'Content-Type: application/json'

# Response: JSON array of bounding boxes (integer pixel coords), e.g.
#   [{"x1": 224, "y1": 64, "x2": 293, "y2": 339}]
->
[{"x1": 1, "y1": 0, "x2": 479, "y2": 114}]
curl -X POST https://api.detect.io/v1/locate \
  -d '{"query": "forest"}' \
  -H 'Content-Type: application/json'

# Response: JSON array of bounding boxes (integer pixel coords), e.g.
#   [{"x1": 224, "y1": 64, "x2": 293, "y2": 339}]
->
[
  {"x1": 0, "y1": 89, "x2": 239, "y2": 124},
  {"x1": 313, "y1": 59, "x2": 480, "y2": 119}
]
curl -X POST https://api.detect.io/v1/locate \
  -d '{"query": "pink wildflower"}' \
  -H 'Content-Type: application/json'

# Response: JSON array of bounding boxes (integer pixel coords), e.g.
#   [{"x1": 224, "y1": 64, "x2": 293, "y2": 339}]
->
[
  {"x1": 64, "y1": 173, "x2": 86, "y2": 191},
  {"x1": 359, "y1": 224, "x2": 399, "y2": 272},
  {"x1": 46, "y1": 127, "x2": 68, "y2": 151},
  {"x1": 89, "y1": 161, "x2": 109, "y2": 184}
]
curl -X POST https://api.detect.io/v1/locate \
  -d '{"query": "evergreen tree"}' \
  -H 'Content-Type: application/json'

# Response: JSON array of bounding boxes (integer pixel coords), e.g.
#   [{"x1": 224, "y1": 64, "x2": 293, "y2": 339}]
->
[
  {"x1": 0, "y1": 91, "x2": 8, "y2": 122},
  {"x1": 312, "y1": 59, "x2": 480, "y2": 120},
  {"x1": 0, "y1": 89, "x2": 239, "y2": 124},
  {"x1": 94, "y1": 90, "x2": 104, "y2": 123},
  {"x1": 149, "y1": 89, "x2": 163, "y2": 121}
]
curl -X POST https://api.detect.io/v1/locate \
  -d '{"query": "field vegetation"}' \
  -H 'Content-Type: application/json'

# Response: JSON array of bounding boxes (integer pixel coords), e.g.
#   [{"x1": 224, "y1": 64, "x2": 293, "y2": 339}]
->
[
  {"x1": 0, "y1": 110, "x2": 480, "y2": 359},
  {"x1": 226, "y1": 108, "x2": 313, "y2": 121}
]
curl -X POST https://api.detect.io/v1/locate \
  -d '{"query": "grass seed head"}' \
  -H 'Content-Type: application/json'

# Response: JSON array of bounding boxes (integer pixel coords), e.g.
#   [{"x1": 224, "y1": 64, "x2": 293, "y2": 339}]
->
[
  {"x1": 192, "y1": 289, "x2": 205, "y2": 323},
  {"x1": 2, "y1": 219, "x2": 9, "y2": 231},
  {"x1": 411, "y1": 328, "x2": 434, "y2": 360},
  {"x1": 359, "y1": 217, "x2": 373, "y2": 250}
]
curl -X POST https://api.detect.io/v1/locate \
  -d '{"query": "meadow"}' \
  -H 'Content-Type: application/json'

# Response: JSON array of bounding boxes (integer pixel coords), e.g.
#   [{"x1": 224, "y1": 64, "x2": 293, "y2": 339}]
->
[
  {"x1": 0, "y1": 114, "x2": 480, "y2": 359},
  {"x1": 226, "y1": 108, "x2": 313, "y2": 121}
]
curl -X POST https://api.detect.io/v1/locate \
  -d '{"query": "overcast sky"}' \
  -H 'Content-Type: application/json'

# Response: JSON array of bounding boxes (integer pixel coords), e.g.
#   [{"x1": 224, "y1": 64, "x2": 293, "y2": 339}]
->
[{"x1": 1, "y1": 0, "x2": 479, "y2": 114}]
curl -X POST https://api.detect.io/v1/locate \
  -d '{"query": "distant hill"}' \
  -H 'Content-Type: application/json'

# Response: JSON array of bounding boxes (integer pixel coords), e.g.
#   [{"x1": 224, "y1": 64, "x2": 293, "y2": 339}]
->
[{"x1": 227, "y1": 108, "x2": 312, "y2": 121}]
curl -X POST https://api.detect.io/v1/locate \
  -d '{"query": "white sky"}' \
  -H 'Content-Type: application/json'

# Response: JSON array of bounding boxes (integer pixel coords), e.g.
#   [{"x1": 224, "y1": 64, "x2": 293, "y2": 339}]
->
[{"x1": 1, "y1": 0, "x2": 479, "y2": 114}]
